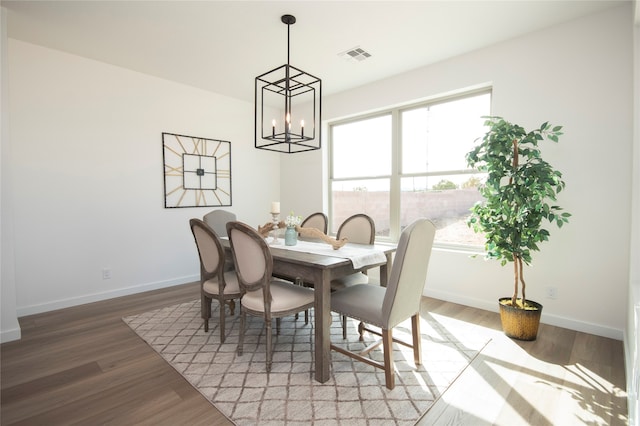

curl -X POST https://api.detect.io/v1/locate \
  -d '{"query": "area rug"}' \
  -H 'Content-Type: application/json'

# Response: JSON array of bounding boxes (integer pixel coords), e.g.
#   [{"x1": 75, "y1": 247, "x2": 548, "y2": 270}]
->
[{"x1": 123, "y1": 300, "x2": 490, "y2": 425}]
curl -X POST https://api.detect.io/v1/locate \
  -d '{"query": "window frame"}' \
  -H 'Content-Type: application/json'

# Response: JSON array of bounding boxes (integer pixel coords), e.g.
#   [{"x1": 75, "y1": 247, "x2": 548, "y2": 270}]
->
[{"x1": 328, "y1": 87, "x2": 491, "y2": 248}]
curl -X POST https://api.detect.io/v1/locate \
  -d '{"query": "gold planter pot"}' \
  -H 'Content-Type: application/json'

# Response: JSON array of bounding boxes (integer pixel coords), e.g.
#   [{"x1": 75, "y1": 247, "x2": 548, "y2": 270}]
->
[{"x1": 498, "y1": 298, "x2": 543, "y2": 341}]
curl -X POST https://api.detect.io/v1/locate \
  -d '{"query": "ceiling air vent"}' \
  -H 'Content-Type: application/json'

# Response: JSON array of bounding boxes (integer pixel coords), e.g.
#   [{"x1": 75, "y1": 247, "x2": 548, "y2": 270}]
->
[{"x1": 338, "y1": 46, "x2": 372, "y2": 63}]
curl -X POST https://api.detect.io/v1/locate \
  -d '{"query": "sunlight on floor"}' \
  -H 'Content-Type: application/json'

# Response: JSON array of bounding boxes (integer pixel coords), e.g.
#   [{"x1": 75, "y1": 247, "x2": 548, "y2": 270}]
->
[{"x1": 418, "y1": 306, "x2": 627, "y2": 425}]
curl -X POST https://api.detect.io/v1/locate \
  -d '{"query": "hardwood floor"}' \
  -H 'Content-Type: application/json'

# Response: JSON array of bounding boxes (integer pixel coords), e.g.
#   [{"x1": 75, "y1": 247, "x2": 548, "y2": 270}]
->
[
  {"x1": 418, "y1": 298, "x2": 628, "y2": 425},
  {"x1": 1, "y1": 282, "x2": 627, "y2": 425}
]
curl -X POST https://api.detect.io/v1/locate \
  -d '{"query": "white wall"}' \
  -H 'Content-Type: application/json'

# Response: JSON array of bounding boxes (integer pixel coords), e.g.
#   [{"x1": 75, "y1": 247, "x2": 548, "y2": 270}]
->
[
  {"x1": 626, "y1": 2, "x2": 640, "y2": 424},
  {"x1": 1, "y1": 7, "x2": 21, "y2": 342},
  {"x1": 282, "y1": 4, "x2": 634, "y2": 340},
  {"x1": 1, "y1": 39, "x2": 281, "y2": 338}
]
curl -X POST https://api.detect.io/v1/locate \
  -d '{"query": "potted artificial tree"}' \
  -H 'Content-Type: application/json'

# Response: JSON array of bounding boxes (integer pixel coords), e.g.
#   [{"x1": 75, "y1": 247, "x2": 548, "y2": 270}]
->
[{"x1": 466, "y1": 116, "x2": 570, "y2": 341}]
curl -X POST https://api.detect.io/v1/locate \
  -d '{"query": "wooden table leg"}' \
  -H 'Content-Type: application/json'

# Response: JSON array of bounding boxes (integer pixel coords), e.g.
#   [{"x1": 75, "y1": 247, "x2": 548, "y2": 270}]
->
[
  {"x1": 380, "y1": 252, "x2": 392, "y2": 287},
  {"x1": 314, "y1": 268, "x2": 331, "y2": 383}
]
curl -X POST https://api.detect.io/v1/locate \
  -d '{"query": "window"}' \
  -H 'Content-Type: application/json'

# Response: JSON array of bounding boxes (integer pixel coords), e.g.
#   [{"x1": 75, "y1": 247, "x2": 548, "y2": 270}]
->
[{"x1": 329, "y1": 89, "x2": 490, "y2": 247}]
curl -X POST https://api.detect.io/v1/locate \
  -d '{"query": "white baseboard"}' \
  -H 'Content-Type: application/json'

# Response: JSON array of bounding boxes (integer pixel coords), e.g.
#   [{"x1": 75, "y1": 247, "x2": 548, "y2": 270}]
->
[
  {"x1": 424, "y1": 288, "x2": 624, "y2": 341},
  {"x1": 0, "y1": 326, "x2": 22, "y2": 344},
  {"x1": 15, "y1": 275, "x2": 199, "y2": 318}
]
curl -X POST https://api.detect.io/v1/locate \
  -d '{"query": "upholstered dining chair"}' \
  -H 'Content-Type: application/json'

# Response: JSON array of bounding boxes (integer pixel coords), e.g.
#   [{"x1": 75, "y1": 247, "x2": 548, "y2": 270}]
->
[
  {"x1": 203, "y1": 209, "x2": 236, "y2": 271},
  {"x1": 330, "y1": 218, "x2": 436, "y2": 389},
  {"x1": 226, "y1": 221, "x2": 315, "y2": 372},
  {"x1": 203, "y1": 209, "x2": 236, "y2": 237},
  {"x1": 330, "y1": 213, "x2": 376, "y2": 291},
  {"x1": 300, "y1": 212, "x2": 328, "y2": 235},
  {"x1": 189, "y1": 218, "x2": 241, "y2": 343}
]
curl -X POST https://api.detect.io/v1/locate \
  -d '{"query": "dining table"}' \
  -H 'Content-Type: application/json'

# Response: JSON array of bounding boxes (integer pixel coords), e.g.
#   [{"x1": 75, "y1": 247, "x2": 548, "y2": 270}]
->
[{"x1": 220, "y1": 236, "x2": 396, "y2": 383}]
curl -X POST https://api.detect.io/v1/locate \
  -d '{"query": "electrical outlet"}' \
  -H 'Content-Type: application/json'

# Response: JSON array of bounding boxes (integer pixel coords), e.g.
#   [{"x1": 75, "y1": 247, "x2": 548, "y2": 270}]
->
[
  {"x1": 102, "y1": 268, "x2": 112, "y2": 280},
  {"x1": 545, "y1": 286, "x2": 558, "y2": 299}
]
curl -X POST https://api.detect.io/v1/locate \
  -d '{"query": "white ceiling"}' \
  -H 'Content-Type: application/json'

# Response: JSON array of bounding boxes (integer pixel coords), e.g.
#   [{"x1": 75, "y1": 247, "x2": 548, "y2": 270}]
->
[{"x1": 2, "y1": 0, "x2": 627, "y2": 103}]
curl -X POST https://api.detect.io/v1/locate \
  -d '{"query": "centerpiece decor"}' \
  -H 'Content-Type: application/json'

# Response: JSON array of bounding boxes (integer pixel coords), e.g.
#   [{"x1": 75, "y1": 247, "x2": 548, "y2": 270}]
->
[
  {"x1": 257, "y1": 220, "x2": 348, "y2": 250},
  {"x1": 268, "y1": 201, "x2": 281, "y2": 245},
  {"x1": 284, "y1": 212, "x2": 302, "y2": 246}
]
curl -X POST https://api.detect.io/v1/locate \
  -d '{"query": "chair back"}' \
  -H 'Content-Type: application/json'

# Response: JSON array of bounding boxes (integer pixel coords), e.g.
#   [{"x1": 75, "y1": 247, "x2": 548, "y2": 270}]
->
[
  {"x1": 336, "y1": 213, "x2": 375, "y2": 244},
  {"x1": 189, "y1": 218, "x2": 224, "y2": 283},
  {"x1": 382, "y1": 218, "x2": 436, "y2": 328},
  {"x1": 226, "y1": 221, "x2": 272, "y2": 294},
  {"x1": 301, "y1": 212, "x2": 328, "y2": 234},
  {"x1": 203, "y1": 209, "x2": 237, "y2": 237}
]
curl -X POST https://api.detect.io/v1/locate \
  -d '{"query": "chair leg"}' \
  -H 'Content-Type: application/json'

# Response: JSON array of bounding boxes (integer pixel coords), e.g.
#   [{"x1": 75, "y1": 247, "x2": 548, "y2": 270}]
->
[
  {"x1": 382, "y1": 328, "x2": 395, "y2": 389},
  {"x1": 201, "y1": 294, "x2": 211, "y2": 332},
  {"x1": 293, "y1": 278, "x2": 310, "y2": 324},
  {"x1": 228, "y1": 299, "x2": 236, "y2": 316},
  {"x1": 266, "y1": 319, "x2": 273, "y2": 372},
  {"x1": 358, "y1": 321, "x2": 366, "y2": 341},
  {"x1": 342, "y1": 315, "x2": 347, "y2": 339},
  {"x1": 294, "y1": 278, "x2": 302, "y2": 321},
  {"x1": 219, "y1": 299, "x2": 226, "y2": 343},
  {"x1": 237, "y1": 311, "x2": 246, "y2": 356},
  {"x1": 276, "y1": 318, "x2": 281, "y2": 335},
  {"x1": 412, "y1": 314, "x2": 422, "y2": 365}
]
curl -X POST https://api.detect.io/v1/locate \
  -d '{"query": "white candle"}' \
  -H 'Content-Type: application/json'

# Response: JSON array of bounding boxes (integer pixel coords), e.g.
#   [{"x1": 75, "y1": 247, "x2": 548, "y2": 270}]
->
[{"x1": 271, "y1": 201, "x2": 280, "y2": 214}]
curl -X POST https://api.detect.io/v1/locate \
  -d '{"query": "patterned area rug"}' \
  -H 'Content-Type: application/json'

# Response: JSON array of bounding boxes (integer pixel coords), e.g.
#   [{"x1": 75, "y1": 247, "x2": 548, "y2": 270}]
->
[{"x1": 123, "y1": 300, "x2": 490, "y2": 425}]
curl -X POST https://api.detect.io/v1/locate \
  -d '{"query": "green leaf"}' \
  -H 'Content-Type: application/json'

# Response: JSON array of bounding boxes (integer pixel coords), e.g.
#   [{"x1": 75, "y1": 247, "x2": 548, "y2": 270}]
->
[{"x1": 466, "y1": 116, "x2": 569, "y2": 285}]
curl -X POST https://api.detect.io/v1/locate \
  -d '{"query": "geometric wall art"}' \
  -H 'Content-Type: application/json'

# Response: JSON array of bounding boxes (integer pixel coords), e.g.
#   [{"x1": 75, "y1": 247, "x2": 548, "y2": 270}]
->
[{"x1": 162, "y1": 132, "x2": 231, "y2": 208}]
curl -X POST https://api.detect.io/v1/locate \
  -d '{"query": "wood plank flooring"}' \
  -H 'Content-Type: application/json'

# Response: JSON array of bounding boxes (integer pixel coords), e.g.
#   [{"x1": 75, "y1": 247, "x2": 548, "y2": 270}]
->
[{"x1": 1, "y1": 282, "x2": 627, "y2": 425}]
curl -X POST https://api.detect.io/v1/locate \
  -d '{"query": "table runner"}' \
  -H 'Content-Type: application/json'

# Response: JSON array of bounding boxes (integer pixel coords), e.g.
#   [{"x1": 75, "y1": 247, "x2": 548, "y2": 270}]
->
[{"x1": 271, "y1": 239, "x2": 387, "y2": 269}]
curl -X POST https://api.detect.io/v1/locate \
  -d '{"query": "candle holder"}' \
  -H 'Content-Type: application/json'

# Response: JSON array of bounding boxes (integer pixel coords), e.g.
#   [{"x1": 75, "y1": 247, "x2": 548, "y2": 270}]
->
[{"x1": 269, "y1": 212, "x2": 281, "y2": 245}]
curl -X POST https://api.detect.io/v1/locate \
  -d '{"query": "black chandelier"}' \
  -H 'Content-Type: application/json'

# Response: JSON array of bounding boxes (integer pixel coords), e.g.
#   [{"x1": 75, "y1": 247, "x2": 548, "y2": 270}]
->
[{"x1": 255, "y1": 14, "x2": 322, "y2": 153}]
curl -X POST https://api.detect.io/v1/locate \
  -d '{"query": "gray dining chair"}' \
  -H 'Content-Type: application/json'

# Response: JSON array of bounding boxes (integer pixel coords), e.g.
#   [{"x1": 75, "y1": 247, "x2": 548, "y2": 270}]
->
[
  {"x1": 189, "y1": 218, "x2": 241, "y2": 343},
  {"x1": 226, "y1": 221, "x2": 315, "y2": 372},
  {"x1": 300, "y1": 212, "x2": 328, "y2": 235},
  {"x1": 330, "y1": 218, "x2": 436, "y2": 389},
  {"x1": 331, "y1": 213, "x2": 376, "y2": 291},
  {"x1": 204, "y1": 209, "x2": 236, "y2": 271},
  {"x1": 203, "y1": 209, "x2": 236, "y2": 237}
]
